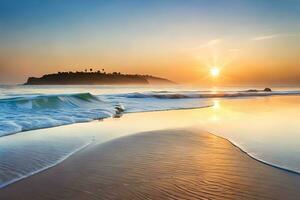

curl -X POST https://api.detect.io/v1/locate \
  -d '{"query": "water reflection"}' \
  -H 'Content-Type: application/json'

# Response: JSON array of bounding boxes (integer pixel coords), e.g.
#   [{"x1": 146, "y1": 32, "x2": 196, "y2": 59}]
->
[
  {"x1": 91, "y1": 96, "x2": 300, "y2": 173},
  {"x1": 212, "y1": 99, "x2": 220, "y2": 109},
  {"x1": 191, "y1": 96, "x2": 300, "y2": 173}
]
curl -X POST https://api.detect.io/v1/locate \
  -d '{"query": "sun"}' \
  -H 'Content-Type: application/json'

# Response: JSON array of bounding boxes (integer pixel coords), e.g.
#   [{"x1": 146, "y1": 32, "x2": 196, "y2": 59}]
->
[{"x1": 210, "y1": 67, "x2": 220, "y2": 77}]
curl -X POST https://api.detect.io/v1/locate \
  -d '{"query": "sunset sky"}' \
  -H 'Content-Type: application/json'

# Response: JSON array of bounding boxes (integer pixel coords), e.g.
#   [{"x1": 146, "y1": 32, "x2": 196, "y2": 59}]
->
[{"x1": 0, "y1": 0, "x2": 299, "y2": 85}]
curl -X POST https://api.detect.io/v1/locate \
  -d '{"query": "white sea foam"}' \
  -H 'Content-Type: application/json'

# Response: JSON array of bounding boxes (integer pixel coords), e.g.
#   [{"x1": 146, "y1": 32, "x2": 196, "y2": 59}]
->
[
  {"x1": 0, "y1": 92, "x2": 213, "y2": 136},
  {"x1": 0, "y1": 93, "x2": 116, "y2": 136},
  {"x1": 1, "y1": 89, "x2": 300, "y2": 136},
  {"x1": 0, "y1": 139, "x2": 93, "y2": 189}
]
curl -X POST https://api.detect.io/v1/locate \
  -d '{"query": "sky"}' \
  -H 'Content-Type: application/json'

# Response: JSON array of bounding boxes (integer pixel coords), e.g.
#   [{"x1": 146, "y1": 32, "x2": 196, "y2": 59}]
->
[{"x1": 0, "y1": 0, "x2": 300, "y2": 85}]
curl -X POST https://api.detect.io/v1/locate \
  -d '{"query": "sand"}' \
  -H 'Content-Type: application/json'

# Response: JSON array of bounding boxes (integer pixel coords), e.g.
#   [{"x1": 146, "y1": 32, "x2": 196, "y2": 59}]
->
[{"x1": 0, "y1": 128, "x2": 299, "y2": 200}]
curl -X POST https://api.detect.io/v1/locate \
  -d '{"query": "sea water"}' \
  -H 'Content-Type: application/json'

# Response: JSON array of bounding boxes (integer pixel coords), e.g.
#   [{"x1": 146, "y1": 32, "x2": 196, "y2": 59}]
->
[{"x1": 0, "y1": 85, "x2": 300, "y2": 188}]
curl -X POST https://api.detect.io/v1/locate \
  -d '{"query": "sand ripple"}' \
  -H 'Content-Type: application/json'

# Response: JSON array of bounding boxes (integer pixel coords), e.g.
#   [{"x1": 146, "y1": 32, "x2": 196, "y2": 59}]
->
[{"x1": 0, "y1": 129, "x2": 300, "y2": 199}]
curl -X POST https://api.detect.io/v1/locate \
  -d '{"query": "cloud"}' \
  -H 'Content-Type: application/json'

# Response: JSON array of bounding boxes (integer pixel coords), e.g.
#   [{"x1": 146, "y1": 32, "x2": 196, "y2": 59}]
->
[
  {"x1": 194, "y1": 38, "x2": 222, "y2": 49},
  {"x1": 252, "y1": 33, "x2": 297, "y2": 41},
  {"x1": 184, "y1": 38, "x2": 222, "y2": 52}
]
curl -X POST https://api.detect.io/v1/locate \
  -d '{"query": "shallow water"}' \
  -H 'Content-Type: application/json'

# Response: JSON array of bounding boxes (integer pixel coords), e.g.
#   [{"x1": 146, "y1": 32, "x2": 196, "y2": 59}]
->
[
  {"x1": 1, "y1": 85, "x2": 299, "y2": 136},
  {"x1": 1, "y1": 130, "x2": 300, "y2": 200},
  {"x1": 0, "y1": 85, "x2": 212, "y2": 136},
  {"x1": 0, "y1": 85, "x2": 300, "y2": 188}
]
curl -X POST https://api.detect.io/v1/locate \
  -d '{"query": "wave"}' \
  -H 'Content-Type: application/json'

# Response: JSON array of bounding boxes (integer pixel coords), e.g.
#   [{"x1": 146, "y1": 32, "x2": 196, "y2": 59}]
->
[
  {"x1": 0, "y1": 93, "x2": 119, "y2": 136},
  {"x1": 1, "y1": 89, "x2": 300, "y2": 137},
  {"x1": 0, "y1": 91, "x2": 213, "y2": 137},
  {"x1": 0, "y1": 92, "x2": 100, "y2": 109},
  {"x1": 0, "y1": 139, "x2": 93, "y2": 189},
  {"x1": 117, "y1": 90, "x2": 300, "y2": 99}
]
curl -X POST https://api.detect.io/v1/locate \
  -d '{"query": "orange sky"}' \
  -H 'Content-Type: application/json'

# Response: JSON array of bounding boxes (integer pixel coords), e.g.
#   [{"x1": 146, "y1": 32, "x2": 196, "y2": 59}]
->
[{"x1": 0, "y1": 0, "x2": 300, "y2": 85}]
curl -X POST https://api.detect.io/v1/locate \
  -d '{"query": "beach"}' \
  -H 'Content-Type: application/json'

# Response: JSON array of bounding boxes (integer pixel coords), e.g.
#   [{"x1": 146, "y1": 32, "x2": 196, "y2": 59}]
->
[
  {"x1": 1, "y1": 0, "x2": 299, "y2": 198},
  {"x1": 0, "y1": 86, "x2": 300, "y2": 199},
  {"x1": 0, "y1": 128, "x2": 300, "y2": 199}
]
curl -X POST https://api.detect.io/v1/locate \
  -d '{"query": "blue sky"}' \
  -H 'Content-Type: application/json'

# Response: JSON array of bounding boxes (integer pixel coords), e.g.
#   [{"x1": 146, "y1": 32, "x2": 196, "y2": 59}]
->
[{"x1": 0, "y1": 0, "x2": 300, "y2": 84}]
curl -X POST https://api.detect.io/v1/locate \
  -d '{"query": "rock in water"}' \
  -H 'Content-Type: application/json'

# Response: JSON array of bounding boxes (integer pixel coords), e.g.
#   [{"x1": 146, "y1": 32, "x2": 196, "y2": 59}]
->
[{"x1": 264, "y1": 88, "x2": 272, "y2": 92}]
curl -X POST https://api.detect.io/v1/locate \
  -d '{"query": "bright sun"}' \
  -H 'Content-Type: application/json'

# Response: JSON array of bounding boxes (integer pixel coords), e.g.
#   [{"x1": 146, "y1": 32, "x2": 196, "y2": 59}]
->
[{"x1": 210, "y1": 67, "x2": 220, "y2": 77}]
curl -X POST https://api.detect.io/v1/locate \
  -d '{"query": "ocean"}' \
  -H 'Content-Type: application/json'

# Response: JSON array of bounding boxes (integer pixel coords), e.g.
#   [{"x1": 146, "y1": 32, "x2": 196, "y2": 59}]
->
[{"x1": 0, "y1": 85, "x2": 300, "y2": 188}]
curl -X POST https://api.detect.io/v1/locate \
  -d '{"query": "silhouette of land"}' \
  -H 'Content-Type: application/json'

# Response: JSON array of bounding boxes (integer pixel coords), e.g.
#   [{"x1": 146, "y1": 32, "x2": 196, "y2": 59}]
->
[{"x1": 24, "y1": 70, "x2": 174, "y2": 85}]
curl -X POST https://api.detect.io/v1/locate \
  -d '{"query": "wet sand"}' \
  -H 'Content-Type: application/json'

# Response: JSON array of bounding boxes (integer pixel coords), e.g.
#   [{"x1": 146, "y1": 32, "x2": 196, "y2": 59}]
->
[{"x1": 0, "y1": 129, "x2": 299, "y2": 200}]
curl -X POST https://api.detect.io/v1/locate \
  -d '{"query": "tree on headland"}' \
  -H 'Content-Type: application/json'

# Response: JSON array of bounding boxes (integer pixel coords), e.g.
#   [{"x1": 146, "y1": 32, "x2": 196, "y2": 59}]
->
[{"x1": 25, "y1": 67, "x2": 174, "y2": 85}]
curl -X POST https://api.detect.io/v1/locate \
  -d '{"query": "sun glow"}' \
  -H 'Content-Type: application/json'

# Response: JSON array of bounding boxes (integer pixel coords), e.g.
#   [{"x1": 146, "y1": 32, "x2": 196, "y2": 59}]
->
[{"x1": 210, "y1": 67, "x2": 220, "y2": 77}]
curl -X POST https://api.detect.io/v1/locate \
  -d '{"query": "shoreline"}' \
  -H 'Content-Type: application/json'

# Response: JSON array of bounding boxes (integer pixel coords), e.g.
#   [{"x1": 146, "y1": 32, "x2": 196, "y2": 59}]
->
[
  {"x1": 1, "y1": 99, "x2": 300, "y2": 190},
  {"x1": 1, "y1": 95, "x2": 300, "y2": 198},
  {"x1": 0, "y1": 128, "x2": 299, "y2": 199},
  {"x1": 1, "y1": 125, "x2": 299, "y2": 191},
  {"x1": 206, "y1": 131, "x2": 300, "y2": 176},
  {"x1": 2, "y1": 108, "x2": 300, "y2": 182},
  {"x1": 0, "y1": 140, "x2": 93, "y2": 189},
  {"x1": 0, "y1": 103, "x2": 213, "y2": 138}
]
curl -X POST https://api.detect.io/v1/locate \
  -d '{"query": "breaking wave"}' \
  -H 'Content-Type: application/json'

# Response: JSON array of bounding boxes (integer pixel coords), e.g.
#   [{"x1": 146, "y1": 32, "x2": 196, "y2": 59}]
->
[
  {"x1": 118, "y1": 90, "x2": 300, "y2": 99},
  {"x1": 1, "y1": 89, "x2": 300, "y2": 137},
  {"x1": 0, "y1": 93, "x2": 118, "y2": 136}
]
